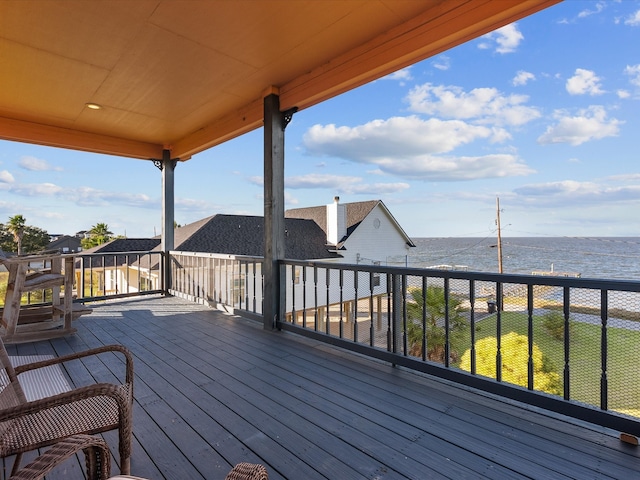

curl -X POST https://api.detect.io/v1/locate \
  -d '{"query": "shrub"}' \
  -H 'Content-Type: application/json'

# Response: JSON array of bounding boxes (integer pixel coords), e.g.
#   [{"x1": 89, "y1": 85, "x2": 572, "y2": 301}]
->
[
  {"x1": 460, "y1": 332, "x2": 561, "y2": 395},
  {"x1": 543, "y1": 311, "x2": 569, "y2": 340}
]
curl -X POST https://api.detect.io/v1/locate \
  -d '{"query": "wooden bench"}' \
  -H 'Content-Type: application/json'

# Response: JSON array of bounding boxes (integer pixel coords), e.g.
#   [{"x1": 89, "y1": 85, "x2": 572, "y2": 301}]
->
[{"x1": 0, "y1": 253, "x2": 92, "y2": 343}]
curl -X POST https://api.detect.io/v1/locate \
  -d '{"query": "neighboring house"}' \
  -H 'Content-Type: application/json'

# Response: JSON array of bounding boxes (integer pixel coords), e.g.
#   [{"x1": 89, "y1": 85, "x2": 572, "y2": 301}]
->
[
  {"x1": 47, "y1": 235, "x2": 83, "y2": 253},
  {"x1": 79, "y1": 201, "x2": 415, "y2": 319},
  {"x1": 285, "y1": 197, "x2": 415, "y2": 265}
]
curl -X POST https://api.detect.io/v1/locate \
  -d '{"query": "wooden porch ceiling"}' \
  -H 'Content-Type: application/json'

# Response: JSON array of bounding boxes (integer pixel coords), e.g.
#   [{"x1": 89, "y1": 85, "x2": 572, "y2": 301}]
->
[{"x1": 0, "y1": 0, "x2": 560, "y2": 161}]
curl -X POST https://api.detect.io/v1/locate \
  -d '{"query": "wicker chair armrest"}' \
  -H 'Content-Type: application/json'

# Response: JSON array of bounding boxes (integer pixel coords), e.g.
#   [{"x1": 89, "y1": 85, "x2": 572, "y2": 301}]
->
[
  {"x1": 0, "y1": 383, "x2": 130, "y2": 422},
  {"x1": 14, "y1": 345, "x2": 134, "y2": 386},
  {"x1": 225, "y1": 463, "x2": 269, "y2": 480},
  {"x1": 9, "y1": 434, "x2": 111, "y2": 480}
]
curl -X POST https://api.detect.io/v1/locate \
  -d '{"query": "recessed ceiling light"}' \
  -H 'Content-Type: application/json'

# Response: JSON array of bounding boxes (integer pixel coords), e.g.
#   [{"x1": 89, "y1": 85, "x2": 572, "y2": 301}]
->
[{"x1": 85, "y1": 103, "x2": 102, "y2": 110}]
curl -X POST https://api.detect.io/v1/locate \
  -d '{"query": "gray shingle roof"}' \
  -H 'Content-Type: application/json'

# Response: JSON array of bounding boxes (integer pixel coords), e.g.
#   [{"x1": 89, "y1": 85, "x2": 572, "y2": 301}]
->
[
  {"x1": 171, "y1": 215, "x2": 339, "y2": 260},
  {"x1": 82, "y1": 238, "x2": 161, "y2": 254},
  {"x1": 285, "y1": 200, "x2": 378, "y2": 237}
]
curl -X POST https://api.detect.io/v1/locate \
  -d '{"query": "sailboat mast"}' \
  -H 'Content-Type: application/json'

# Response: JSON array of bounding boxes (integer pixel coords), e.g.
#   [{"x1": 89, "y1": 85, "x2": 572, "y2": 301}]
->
[{"x1": 496, "y1": 197, "x2": 503, "y2": 274}]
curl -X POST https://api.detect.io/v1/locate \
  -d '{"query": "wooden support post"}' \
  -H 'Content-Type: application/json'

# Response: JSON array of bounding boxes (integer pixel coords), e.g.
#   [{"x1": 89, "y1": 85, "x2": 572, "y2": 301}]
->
[
  {"x1": 263, "y1": 92, "x2": 287, "y2": 330},
  {"x1": 160, "y1": 149, "x2": 176, "y2": 293}
]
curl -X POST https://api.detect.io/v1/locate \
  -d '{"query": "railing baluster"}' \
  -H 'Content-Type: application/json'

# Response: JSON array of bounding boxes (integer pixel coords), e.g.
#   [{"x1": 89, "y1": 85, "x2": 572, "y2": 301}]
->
[
  {"x1": 302, "y1": 265, "x2": 307, "y2": 328},
  {"x1": 313, "y1": 265, "x2": 318, "y2": 332},
  {"x1": 422, "y1": 277, "x2": 427, "y2": 362},
  {"x1": 496, "y1": 281, "x2": 503, "y2": 382},
  {"x1": 600, "y1": 289, "x2": 608, "y2": 410},
  {"x1": 444, "y1": 277, "x2": 450, "y2": 368},
  {"x1": 527, "y1": 284, "x2": 534, "y2": 390},
  {"x1": 291, "y1": 265, "x2": 297, "y2": 324},
  {"x1": 326, "y1": 268, "x2": 331, "y2": 335},
  {"x1": 563, "y1": 286, "x2": 571, "y2": 401},
  {"x1": 339, "y1": 269, "x2": 344, "y2": 339},
  {"x1": 353, "y1": 270, "x2": 359, "y2": 342},
  {"x1": 369, "y1": 271, "x2": 375, "y2": 347},
  {"x1": 401, "y1": 274, "x2": 407, "y2": 356},
  {"x1": 386, "y1": 273, "x2": 392, "y2": 352},
  {"x1": 469, "y1": 279, "x2": 476, "y2": 374}
]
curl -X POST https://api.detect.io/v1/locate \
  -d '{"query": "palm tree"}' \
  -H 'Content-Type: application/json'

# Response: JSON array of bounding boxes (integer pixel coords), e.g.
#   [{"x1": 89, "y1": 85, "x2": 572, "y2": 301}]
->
[
  {"x1": 7, "y1": 214, "x2": 26, "y2": 255},
  {"x1": 81, "y1": 223, "x2": 114, "y2": 249},
  {"x1": 405, "y1": 285, "x2": 467, "y2": 363}
]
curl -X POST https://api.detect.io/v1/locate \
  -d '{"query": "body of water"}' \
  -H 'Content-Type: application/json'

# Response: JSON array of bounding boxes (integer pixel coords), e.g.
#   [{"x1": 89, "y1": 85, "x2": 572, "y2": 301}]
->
[{"x1": 388, "y1": 237, "x2": 640, "y2": 281}]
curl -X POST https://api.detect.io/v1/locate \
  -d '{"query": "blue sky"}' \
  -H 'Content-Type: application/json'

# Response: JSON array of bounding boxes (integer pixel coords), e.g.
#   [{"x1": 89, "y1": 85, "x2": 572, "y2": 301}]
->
[{"x1": 1, "y1": 1, "x2": 640, "y2": 239}]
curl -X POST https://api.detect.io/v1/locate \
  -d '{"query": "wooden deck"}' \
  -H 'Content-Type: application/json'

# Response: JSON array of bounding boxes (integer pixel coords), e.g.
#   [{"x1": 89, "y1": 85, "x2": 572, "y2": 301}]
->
[{"x1": 5, "y1": 295, "x2": 640, "y2": 479}]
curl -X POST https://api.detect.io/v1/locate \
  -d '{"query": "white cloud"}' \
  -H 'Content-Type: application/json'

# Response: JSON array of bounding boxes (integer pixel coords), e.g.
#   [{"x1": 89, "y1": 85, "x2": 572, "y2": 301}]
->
[
  {"x1": 2, "y1": 178, "x2": 160, "y2": 210},
  {"x1": 18, "y1": 156, "x2": 62, "y2": 171},
  {"x1": 175, "y1": 197, "x2": 220, "y2": 212},
  {"x1": 383, "y1": 68, "x2": 412, "y2": 83},
  {"x1": 624, "y1": 10, "x2": 640, "y2": 26},
  {"x1": 617, "y1": 90, "x2": 630, "y2": 99},
  {"x1": 10, "y1": 182, "x2": 63, "y2": 196},
  {"x1": 624, "y1": 64, "x2": 640, "y2": 87},
  {"x1": 537, "y1": 106, "x2": 622, "y2": 146},
  {"x1": 566, "y1": 69, "x2": 604, "y2": 95},
  {"x1": 304, "y1": 116, "x2": 496, "y2": 159},
  {"x1": 369, "y1": 153, "x2": 534, "y2": 181},
  {"x1": 0, "y1": 170, "x2": 15, "y2": 183},
  {"x1": 303, "y1": 118, "x2": 533, "y2": 181},
  {"x1": 480, "y1": 23, "x2": 524, "y2": 54},
  {"x1": 513, "y1": 71, "x2": 535, "y2": 86},
  {"x1": 432, "y1": 55, "x2": 450, "y2": 71},
  {"x1": 286, "y1": 174, "x2": 362, "y2": 189},
  {"x1": 578, "y1": 2, "x2": 606, "y2": 19},
  {"x1": 284, "y1": 191, "x2": 299, "y2": 206},
  {"x1": 606, "y1": 173, "x2": 640, "y2": 182},
  {"x1": 285, "y1": 173, "x2": 409, "y2": 195},
  {"x1": 406, "y1": 83, "x2": 540, "y2": 126},
  {"x1": 65, "y1": 187, "x2": 154, "y2": 208},
  {"x1": 513, "y1": 179, "x2": 640, "y2": 206},
  {"x1": 248, "y1": 176, "x2": 263, "y2": 186}
]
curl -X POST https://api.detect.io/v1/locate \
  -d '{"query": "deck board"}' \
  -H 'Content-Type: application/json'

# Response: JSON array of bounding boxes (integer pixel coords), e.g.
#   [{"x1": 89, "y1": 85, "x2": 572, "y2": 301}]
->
[{"x1": 5, "y1": 295, "x2": 640, "y2": 479}]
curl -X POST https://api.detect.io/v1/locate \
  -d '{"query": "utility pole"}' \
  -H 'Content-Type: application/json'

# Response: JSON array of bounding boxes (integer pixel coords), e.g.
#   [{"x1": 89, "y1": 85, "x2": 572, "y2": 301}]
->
[{"x1": 496, "y1": 197, "x2": 503, "y2": 274}]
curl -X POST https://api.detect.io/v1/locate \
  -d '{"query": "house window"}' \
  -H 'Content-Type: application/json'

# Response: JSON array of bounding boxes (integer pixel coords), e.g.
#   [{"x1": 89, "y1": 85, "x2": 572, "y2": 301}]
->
[{"x1": 294, "y1": 267, "x2": 301, "y2": 284}]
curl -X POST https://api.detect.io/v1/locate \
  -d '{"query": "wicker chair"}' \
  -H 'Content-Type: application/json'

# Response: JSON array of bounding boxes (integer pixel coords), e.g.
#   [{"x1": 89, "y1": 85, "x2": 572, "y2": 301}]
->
[
  {"x1": 0, "y1": 338, "x2": 134, "y2": 477},
  {"x1": 9, "y1": 434, "x2": 111, "y2": 480}
]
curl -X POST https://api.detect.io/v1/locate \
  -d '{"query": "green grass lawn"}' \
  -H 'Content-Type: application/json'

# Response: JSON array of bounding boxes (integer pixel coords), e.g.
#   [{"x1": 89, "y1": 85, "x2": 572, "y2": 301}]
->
[{"x1": 451, "y1": 311, "x2": 640, "y2": 417}]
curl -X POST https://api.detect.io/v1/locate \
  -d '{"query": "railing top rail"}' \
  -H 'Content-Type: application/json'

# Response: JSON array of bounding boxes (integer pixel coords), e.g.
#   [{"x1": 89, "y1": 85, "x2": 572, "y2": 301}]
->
[
  {"x1": 281, "y1": 258, "x2": 640, "y2": 292},
  {"x1": 77, "y1": 250, "x2": 162, "y2": 257},
  {"x1": 170, "y1": 251, "x2": 263, "y2": 262}
]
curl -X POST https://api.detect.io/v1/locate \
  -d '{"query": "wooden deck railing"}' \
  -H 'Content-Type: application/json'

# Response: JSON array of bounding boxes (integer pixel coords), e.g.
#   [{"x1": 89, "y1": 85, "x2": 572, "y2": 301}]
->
[
  {"x1": 74, "y1": 250, "x2": 164, "y2": 302},
  {"x1": 278, "y1": 259, "x2": 640, "y2": 437},
  {"x1": 68, "y1": 250, "x2": 640, "y2": 437}
]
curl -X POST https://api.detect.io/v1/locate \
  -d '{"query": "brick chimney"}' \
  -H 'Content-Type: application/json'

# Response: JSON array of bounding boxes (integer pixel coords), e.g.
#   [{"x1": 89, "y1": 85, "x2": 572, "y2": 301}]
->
[{"x1": 326, "y1": 196, "x2": 347, "y2": 245}]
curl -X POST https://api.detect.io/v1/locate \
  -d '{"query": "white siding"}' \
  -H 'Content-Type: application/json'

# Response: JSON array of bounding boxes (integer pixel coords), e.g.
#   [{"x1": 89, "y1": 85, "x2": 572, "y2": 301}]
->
[{"x1": 340, "y1": 204, "x2": 411, "y2": 265}]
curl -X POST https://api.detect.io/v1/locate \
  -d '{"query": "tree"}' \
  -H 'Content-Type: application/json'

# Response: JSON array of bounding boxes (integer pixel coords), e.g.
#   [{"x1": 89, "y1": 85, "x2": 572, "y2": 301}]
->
[
  {"x1": 20, "y1": 225, "x2": 51, "y2": 253},
  {"x1": 460, "y1": 332, "x2": 561, "y2": 395},
  {"x1": 7, "y1": 214, "x2": 26, "y2": 255},
  {"x1": 405, "y1": 286, "x2": 467, "y2": 363},
  {"x1": 0, "y1": 219, "x2": 50, "y2": 255},
  {"x1": 81, "y1": 223, "x2": 114, "y2": 249}
]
